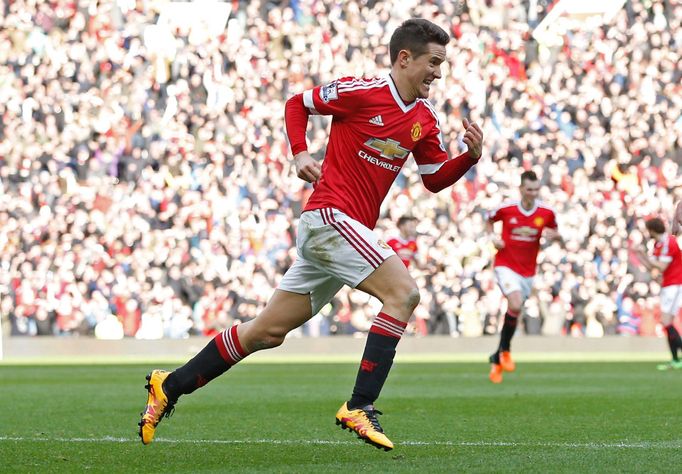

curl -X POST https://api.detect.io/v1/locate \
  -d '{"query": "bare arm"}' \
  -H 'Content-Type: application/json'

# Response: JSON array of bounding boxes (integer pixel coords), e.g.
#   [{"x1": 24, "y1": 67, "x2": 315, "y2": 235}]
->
[
  {"x1": 635, "y1": 248, "x2": 669, "y2": 272},
  {"x1": 672, "y1": 201, "x2": 682, "y2": 235},
  {"x1": 544, "y1": 227, "x2": 565, "y2": 248},
  {"x1": 486, "y1": 219, "x2": 505, "y2": 249}
]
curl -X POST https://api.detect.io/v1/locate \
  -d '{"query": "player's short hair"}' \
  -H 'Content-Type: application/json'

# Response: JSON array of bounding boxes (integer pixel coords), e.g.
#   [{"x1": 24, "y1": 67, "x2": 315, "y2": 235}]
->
[
  {"x1": 397, "y1": 215, "x2": 417, "y2": 228},
  {"x1": 645, "y1": 217, "x2": 665, "y2": 234},
  {"x1": 389, "y1": 19, "x2": 450, "y2": 65},
  {"x1": 520, "y1": 170, "x2": 538, "y2": 186}
]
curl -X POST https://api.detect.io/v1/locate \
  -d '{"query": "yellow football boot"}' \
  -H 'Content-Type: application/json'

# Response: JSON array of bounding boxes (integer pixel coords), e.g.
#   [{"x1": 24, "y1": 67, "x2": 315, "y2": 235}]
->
[
  {"x1": 138, "y1": 370, "x2": 176, "y2": 445},
  {"x1": 335, "y1": 402, "x2": 394, "y2": 451}
]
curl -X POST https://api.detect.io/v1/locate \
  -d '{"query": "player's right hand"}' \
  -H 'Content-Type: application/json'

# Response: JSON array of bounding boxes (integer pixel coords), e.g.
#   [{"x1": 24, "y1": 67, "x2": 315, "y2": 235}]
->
[
  {"x1": 492, "y1": 238, "x2": 505, "y2": 249},
  {"x1": 294, "y1": 151, "x2": 321, "y2": 183}
]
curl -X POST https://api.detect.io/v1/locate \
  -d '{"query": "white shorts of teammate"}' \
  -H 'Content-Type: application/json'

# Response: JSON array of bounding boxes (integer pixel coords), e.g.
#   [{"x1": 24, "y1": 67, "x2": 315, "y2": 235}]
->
[
  {"x1": 660, "y1": 285, "x2": 682, "y2": 317},
  {"x1": 279, "y1": 207, "x2": 396, "y2": 315},
  {"x1": 494, "y1": 266, "x2": 534, "y2": 300}
]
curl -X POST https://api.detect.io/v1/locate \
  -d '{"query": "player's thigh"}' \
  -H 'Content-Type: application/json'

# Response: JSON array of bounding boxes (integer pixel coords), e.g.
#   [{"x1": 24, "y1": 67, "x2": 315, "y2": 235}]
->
[
  {"x1": 279, "y1": 251, "x2": 346, "y2": 316},
  {"x1": 247, "y1": 288, "x2": 314, "y2": 335},
  {"x1": 356, "y1": 254, "x2": 417, "y2": 304},
  {"x1": 660, "y1": 285, "x2": 682, "y2": 324},
  {"x1": 494, "y1": 266, "x2": 530, "y2": 308}
]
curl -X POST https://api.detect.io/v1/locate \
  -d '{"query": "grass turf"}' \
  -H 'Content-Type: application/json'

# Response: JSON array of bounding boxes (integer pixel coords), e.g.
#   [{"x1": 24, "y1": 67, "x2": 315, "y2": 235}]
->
[{"x1": 1, "y1": 362, "x2": 680, "y2": 473}]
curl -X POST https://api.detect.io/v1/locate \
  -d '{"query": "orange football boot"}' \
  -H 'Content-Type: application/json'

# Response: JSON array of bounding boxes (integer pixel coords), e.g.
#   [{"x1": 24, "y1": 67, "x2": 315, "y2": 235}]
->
[
  {"x1": 499, "y1": 351, "x2": 516, "y2": 372},
  {"x1": 489, "y1": 363, "x2": 503, "y2": 384}
]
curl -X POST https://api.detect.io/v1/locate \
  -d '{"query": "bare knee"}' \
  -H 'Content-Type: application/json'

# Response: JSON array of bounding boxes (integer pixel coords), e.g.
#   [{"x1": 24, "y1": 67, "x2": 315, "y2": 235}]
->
[
  {"x1": 241, "y1": 323, "x2": 288, "y2": 352},
  {"x1": 507, "y1": 294, "x2": 524, "y2": 314},
  {"x1": 405, "y1": 286, "x2": 421, "y2": 312},
  {"x1": 383, "y1": 282, "x2": 420, "y2": 313},
  {"x1": 661, "y1": 313, "x2": 675, "y2": 327}
]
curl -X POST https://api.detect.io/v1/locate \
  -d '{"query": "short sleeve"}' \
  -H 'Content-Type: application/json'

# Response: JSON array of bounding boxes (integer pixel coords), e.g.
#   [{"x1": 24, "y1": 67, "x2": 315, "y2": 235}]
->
[
  {"x1": 547, "y1": 210, "x2": 558, "y2": 229},
  {"x1": 488, "y1": 206, "x2": 503, "y2": 222}
]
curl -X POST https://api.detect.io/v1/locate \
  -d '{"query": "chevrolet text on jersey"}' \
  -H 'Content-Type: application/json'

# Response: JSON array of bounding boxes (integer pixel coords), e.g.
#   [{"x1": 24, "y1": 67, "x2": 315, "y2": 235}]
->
[{"x1": 358, "y1": 150, "x2": 401, "y2": 173}]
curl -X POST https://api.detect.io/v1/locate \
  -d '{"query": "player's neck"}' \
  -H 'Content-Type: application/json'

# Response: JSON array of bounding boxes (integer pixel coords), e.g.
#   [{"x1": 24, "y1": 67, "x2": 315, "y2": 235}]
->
[
  {"x1": 521, "y1": 198, "x2": 535, "y2": 210},
  {"x1": 388, "y1": 72, "x2": 416, "y2": 103}
]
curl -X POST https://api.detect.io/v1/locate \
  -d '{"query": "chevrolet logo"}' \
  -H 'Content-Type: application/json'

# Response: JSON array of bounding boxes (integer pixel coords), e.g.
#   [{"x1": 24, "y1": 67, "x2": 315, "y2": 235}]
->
[
  {"x1": 512, "y1": 226, "x2": 538, "y2": 237},
  {"x1": 364, "y1": 138, "x2": 409, "y2": 160}
]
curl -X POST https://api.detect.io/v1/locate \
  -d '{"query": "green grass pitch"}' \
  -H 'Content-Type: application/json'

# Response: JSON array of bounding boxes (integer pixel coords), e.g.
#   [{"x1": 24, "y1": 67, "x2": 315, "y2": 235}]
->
[{"x1": 1, "y1": 361, "x2": 680, "y2": 472}]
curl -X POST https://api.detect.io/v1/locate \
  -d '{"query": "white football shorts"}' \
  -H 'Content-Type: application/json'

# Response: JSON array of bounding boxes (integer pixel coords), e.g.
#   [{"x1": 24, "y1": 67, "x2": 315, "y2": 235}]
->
[
  {"x1": 279, "y1": 207, "x2": 396, "y2": 315},
  {"x1": 660, "y1": 284, "x2": 682, "y2": 316},
  {"x1": 494, "y1": 266, "x2": 534, "y2": 300}
]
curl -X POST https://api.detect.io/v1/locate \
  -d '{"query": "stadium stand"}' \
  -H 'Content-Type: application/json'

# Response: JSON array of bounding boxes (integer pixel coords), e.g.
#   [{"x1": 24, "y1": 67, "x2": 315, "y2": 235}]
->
[{"x1": 0, "y1": 0, "x2": 680, "y2": 340}]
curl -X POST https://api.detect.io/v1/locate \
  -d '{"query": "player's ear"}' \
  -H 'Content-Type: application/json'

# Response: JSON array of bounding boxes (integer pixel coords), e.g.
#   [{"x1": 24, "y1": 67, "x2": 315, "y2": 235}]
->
[{"x1": 398, "y1": 49, "x2": 411, "y2": 68}]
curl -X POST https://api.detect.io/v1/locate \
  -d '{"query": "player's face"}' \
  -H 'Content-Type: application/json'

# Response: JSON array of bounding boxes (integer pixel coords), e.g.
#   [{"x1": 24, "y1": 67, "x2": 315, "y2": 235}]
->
[
  {"x1": 520, "y1": 179, "x2": 540, "y2": 205},
  {"x1": 406, "y1": 43, "x2": 446, "y2": 99},
  {"x1": 400, "y1": 220, "x2": 417, "y2": 238}
]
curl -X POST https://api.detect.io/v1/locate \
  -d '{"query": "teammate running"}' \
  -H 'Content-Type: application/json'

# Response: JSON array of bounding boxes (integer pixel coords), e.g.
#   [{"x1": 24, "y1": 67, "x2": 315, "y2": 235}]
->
[{"x1": 486, "y1": 170, "x2": 562, "y2": 383}]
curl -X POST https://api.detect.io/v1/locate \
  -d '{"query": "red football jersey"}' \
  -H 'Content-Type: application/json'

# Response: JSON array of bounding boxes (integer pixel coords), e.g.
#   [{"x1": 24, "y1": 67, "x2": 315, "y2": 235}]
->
[
  {"x1": 652, "y1": 234, "x2": 682, "y2": 287},
  {"x1": 298, "y1": 75, "x2": 449, "y2": 229},
  {"x1": 488, "y1": 200, "x2": 558, "y2": 277},
  {"x1": 387, "y1": 237, "x2": 418, "y2": 268}
]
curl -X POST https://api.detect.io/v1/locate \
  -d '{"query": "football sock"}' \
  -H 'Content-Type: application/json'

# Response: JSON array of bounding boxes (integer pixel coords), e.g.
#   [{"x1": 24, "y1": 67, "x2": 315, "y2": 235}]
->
[
  {"x1": 498, "y1": 311, "x2": 519, "y2": 352},
  {"x1": 163, "y1": 325, "x2": 248, "y2": 399},
  {"x1": 348, "y1": 312, "x2": 406, "y2": 409},
  {"x1": 664, "y1": 324, "x2": 681, "y2": 361}
]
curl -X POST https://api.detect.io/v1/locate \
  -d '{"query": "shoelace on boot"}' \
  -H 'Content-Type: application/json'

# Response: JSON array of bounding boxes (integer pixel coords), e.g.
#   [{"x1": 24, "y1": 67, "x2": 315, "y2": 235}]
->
[
  {"x1": 362, "y1": 407, "x2": 385, "y2": 433},
  {"x1": 162, "y1": 399, "x2": 177, "y2": 419}
]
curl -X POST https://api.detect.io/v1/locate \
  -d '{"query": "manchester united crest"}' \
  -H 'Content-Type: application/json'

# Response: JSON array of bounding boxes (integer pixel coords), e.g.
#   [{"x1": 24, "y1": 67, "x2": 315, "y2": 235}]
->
[
  {"x1": 411, "y1": 122, "x2": 422, "y2": 141},
  {"x1": 377, "y1": 239, "x2": 391, "y2": 250},
  {"x1": 534, "y1": 217, "x2": 544, "y2": 227}
]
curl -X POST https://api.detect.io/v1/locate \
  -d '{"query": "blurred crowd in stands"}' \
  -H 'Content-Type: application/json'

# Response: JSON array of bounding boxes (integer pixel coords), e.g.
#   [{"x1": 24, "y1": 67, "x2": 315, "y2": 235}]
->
[{"x1": 1, "y1": 0, "x2": 680, "y2": 339}]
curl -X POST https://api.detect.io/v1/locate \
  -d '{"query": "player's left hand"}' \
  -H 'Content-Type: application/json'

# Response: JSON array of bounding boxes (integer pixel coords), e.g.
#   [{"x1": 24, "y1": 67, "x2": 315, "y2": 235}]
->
[
  {"x1": 462, "y1": 119, "x2": 483, "y2": 160},
  {"x1": 544, "y1": 228, "x2": 560, "y2": 242},
  {"x1": 672, "y1": 201, "x2": 682, "y2": 235}
]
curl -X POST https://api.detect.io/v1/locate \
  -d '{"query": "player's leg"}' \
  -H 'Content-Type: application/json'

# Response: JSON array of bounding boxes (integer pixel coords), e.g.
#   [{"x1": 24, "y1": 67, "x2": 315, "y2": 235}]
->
[
  {"x1": 656, "y1": 286, "x2": 682, "y2": 370},
  {"x1": 350, "y1": 254, "x2": 418, "y2": 402},
  {"x1": 139, "y1": 289, "x2": 313, "y2": 444},
  {"x1": 165, "y1": 289, "x2": 313, "y2": 397},
  {"x1": 489, "y1": 267, "x2": 527, "y2": 382},
  {"x1": 497, "y1": 290, "x2": 523, "y2": 371},
  {"x1": 303, "y1": 209, "x2": 414, "y2": 450},
  {"x1": 335, "y1": 255, "x2": 419, "y2": 450}
]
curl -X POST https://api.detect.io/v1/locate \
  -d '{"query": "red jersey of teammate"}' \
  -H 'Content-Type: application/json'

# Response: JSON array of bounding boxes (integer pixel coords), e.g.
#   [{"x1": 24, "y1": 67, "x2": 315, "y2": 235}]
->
[
  {"x1": 387, "y1": 237, "x2": 418, "y2": 268},
  {"x1": 488, "y1": 200, "x2": 558, "y2": 277},
  {"x1": 286, "y1": 75, "x2": 471, "y2": 229},
  {"x1": 652, "y1": 234, "x2": 682, "y2": 287}
]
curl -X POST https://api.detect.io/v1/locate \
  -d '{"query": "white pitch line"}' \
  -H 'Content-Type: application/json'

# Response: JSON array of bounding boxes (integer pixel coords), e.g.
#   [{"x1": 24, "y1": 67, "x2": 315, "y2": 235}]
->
[{"x1": 0, "y1": 436, "x2": 680, "y2": 449}]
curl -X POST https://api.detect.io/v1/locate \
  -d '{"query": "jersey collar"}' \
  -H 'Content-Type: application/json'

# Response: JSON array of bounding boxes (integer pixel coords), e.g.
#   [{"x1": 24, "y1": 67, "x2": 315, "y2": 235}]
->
[
  {"x1": 517, "y1": 200, "x2": 538, "y2": 217},
  {"x1": 385, "y1": 73, "x2": 417, "y2": 113}
]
